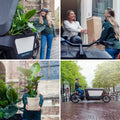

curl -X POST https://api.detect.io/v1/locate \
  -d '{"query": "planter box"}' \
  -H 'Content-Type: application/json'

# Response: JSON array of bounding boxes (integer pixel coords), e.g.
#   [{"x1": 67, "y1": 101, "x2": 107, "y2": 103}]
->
[
  {"x1": 27, "y1": 97, "x2": 40, "y2": 111},
  {"x1": 0, "y1": 33, "x2": 39, "y2": 59},
  {"x1": 0, "y1": 0, "x2": 19, "y2": 36}
]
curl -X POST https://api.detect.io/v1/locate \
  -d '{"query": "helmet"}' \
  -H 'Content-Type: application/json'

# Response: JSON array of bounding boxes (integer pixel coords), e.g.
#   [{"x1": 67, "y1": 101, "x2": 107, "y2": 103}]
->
[
  {"x1": 70, "y1": 35, "x2": 82, "y2": 44},
  {"x1": 76, "y1": 78, "x2": 79, "y2": 80}
]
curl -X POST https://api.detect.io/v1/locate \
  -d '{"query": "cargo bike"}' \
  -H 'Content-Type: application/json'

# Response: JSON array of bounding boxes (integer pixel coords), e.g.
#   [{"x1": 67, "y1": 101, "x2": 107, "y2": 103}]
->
[{"x1": 70, "y1": 88, "x2": 111, "y2": 103}]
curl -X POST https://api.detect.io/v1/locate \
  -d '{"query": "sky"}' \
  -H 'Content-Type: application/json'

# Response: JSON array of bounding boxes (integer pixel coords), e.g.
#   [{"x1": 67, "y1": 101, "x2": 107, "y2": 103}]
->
[
  {"x1": 77, "y1": 60, "x2": 105, "y2": 88},
  {"x1": 55, "y1": 0, "x2": 60, "y2": 10}
]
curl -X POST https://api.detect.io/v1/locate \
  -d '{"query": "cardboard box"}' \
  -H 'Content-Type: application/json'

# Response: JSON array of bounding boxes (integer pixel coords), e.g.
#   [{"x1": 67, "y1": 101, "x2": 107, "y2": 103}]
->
[{"x1": 87, "y1": 16, "x2": 102, "y2": 44}]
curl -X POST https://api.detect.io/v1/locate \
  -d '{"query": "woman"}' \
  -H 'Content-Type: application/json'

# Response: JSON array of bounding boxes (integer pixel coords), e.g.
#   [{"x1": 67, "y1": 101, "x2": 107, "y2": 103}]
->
[
  {"x1": 62, "y1": 10, "x2": 87, "y2": 39},
  {"x1": 39, "y1": 8, "x2": 56, "y2": 59},
  {"x1": 97, "y1": 8, "x2": 120, "y2": 59},
  {"x1": 22, "y1": 86, "x2": 44, "y2": 120}
]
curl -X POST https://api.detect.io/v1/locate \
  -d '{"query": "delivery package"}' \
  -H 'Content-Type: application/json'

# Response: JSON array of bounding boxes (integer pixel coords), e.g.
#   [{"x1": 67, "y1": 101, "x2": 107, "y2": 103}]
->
[{"x1": 87, "y1": 16, "x2": 105, "y2": 49}]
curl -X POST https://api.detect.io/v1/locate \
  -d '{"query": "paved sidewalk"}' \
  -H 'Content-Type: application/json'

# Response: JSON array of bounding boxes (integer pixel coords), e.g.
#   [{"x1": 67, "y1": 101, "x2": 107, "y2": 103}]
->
[
  {"x1": 61, "y1": 101, "x2": 120, "y2": 120},
  {"x1": 51, "y1": 35, "x2": 60, "y2": 59},
  {"x1": 37, "y1": 35, "x2": 60, "y2": 59}
]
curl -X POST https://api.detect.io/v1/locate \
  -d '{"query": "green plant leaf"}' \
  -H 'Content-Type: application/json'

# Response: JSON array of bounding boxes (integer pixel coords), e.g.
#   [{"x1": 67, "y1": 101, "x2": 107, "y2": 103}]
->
[
  {"x1": 6, "y1": 86, "x2": 18, "y2": 104},
  {"x1": 0, "y1": 100, "x2": 9, "y2": 108},
  {"x1": 30, "y1": 63, "x2": 41, "y2": 79},
  {"x1": 25, "y1": 9, "x2": 37, "y2": 20},
  {"x1": 17, "y1": 67, "x2": 32, "y2": 78},
  {"x1": 4, "y1": 105, "x2": 18, "y2": 119},
  {"x1": 8, "y1": 4, "x2": 36, "y2": 35},
  {"x1": 0, "y1": 107, "x2": 5, "y2": 119},
  {"x1": 32, "y1": 76, "x2": 43, "y2": 85},
  {"x1": 28, "y1": 22, "x2": 36, "y2": 32},
  {"x1": 0, "y1": 79, "x2": 7, "y2": 99}
]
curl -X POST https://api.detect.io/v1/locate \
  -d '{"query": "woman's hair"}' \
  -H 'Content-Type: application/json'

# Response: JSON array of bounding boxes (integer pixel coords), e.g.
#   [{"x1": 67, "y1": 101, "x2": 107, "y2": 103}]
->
[
  {"x1": 66, "y1": 10, "x2": 76, "y2": 21},
  {"x1": 106, "y1": 8, "x2": 119, "y2": 39},
  {"x1": 39, "y1": 13, "x2": 53, "y2": 28}
]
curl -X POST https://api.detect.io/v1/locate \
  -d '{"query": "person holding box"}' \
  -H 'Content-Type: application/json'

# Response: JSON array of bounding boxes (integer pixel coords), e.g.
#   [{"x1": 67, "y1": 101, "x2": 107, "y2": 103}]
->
[{"x1": 96, "y1": 8, "x2": 120, "y2": 59}]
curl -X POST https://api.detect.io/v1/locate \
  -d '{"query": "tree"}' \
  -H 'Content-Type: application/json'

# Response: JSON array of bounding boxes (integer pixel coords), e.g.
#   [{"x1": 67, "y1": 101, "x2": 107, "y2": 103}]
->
[
  {"x1": 92, "y1": 61, "x2": 120, "y2": 92},
  {"x1": 61, "y1": 61, "x2": 87, "y2": 92}
]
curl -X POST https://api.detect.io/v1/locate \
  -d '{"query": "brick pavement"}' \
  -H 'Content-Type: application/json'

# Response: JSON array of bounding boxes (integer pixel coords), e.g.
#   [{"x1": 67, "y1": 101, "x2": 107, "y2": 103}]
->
[
  {"x1": 61, "y1": 101, "x2": 120, "y2": 120},
  {"x1": 37, "y1": 35, "x2": 60, "y2": 59}
]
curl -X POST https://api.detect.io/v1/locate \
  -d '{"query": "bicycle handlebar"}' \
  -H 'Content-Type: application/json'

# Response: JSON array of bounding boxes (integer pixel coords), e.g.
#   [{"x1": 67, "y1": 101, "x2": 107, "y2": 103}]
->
[
  {"x1": 61, "y1": 38, "x2": 114, "y2": 47},
  {"x1": 64, "y1": 40, "x2": 98, "y2": 47}
]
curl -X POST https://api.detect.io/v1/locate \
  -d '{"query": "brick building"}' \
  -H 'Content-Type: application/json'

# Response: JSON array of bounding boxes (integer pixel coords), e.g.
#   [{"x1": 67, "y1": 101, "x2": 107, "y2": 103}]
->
[
  {"x1": 20, "y1": 0, "x2": 55, "y2": 21},
  {"x1": 0, "y1": 61, "x2": 60, "y2": 120}
]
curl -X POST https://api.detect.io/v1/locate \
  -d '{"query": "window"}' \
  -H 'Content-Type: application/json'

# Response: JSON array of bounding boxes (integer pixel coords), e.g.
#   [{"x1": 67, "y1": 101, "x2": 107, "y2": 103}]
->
[{"x1": 92, "y1": 0, "x2": 113, "y2": 23}]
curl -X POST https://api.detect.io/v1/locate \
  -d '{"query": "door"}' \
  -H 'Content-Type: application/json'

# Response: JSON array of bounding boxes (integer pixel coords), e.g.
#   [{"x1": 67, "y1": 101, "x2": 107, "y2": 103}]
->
[{"x1": 92, "y1": 0, "x2": 113, "y2": 23}]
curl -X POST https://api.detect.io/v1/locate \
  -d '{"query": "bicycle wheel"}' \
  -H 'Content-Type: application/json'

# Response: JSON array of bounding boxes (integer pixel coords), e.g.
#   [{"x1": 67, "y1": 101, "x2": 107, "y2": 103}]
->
[
  {"x1": 32, "y1": 39, "x2": 39, "y2": 59},
  {"x1": 70, "y1": 93, "x2": 79, "y2": 103},
  {"x1": 102, "y1": 95, "x2": 111, "y2": 103}
]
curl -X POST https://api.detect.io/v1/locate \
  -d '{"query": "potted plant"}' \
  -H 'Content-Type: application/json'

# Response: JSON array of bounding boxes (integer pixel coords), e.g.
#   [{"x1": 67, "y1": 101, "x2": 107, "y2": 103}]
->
[
  {"x1": 17, "y1": 62, "x2": 43, "y2": 111},
  {"x1": 0, "y1": 0, "x2": 44, "y2": 59},
  {"x1": 0, "y1": 76, "x2": 21, "y2": 120}
]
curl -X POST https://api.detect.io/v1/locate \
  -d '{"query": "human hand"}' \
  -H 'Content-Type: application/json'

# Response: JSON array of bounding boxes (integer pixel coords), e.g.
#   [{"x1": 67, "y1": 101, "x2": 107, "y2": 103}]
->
[
  {"x1": 37, "y1": 104, "x2": 41, "y2": 111},
  {"x1": 54, "y1": 37, "x2": 56, "y2": 40},
  {"x1": 25, "y1": 104, "x2": 29, "y2": 111},
  {"x1": 93, "y1": 38, "x2": 97, "y2": 42},
  {"x1": 81, "y1": 29, "x2": 87, "y2": 34}
]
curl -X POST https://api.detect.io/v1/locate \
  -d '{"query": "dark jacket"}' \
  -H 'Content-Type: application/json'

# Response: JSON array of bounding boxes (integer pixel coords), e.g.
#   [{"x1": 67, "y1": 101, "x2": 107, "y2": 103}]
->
[
  {"x1": 98, "y1": 20, "x2": 120, "y2": 49},
  {"x1": 22, "y1": 93, "x2": 44, "y2": 120},
  {"x1": 75, "y1": 82, "x2": 82, "y2": 90},
  {"x1": 41, "y1": 17, "x2": 56, "y2": 37}
]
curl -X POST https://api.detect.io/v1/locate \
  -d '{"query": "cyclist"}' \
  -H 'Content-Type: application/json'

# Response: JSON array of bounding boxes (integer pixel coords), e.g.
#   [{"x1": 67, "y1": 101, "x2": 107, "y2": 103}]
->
[{"x1": 75, "y1": 78, "x2": 84, "y2": 98}]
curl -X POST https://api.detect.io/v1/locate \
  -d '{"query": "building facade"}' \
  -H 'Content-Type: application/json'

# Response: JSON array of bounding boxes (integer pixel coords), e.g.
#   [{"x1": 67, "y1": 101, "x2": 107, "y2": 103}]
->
[{"x1": 20, "y1": 0, "x2": 55, "y2": 20}]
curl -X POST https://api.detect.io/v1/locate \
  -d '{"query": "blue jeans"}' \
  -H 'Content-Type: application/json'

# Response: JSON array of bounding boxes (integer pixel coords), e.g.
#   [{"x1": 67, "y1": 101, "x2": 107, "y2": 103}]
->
[
  {"x1": 76, "y1": 89, "x2": 84, "y2": 97},
  {"x1": 40, "y1": 34, "x2": 53, "y2": 59},
  {"x1": 105, "y1": 48, "x2": 120, "y2": 59}
]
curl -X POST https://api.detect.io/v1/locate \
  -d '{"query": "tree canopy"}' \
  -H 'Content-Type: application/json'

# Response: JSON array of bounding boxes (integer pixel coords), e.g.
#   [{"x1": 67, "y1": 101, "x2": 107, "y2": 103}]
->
[
  {"x1": 61, "y1": 61, "x2": 87, "y2": 91},
  {"x1": 92, "y1": 61, "x2": 120, "y2": 92}
]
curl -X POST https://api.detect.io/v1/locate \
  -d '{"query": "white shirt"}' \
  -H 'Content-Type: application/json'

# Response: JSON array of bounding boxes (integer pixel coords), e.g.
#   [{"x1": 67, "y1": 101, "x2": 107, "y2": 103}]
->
[{"x1": 62, "y1": 20, "x2": 83, "y2": 39}]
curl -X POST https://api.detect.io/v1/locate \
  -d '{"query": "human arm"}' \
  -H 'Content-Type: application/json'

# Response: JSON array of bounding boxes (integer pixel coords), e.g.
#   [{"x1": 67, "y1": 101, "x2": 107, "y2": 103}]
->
[
  {"x1": 63, "y1": 20, "x2": 83, "y2": 32},
  {"x1": 22, "y1": 93, "x2": 29, "y2": 111},
  {"x1": 35, "y1": 94, "x2": 44, "y2": 111},
  {"x1": 97, "y1": 22, "x2": 113, "y2": 41}
]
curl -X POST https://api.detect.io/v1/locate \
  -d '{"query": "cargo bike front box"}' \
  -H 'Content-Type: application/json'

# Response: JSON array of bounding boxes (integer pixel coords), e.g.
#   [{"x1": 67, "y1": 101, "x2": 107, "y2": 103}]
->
[{"x1": 0, "y1": 0, "x2": 39, "y2": 59}]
